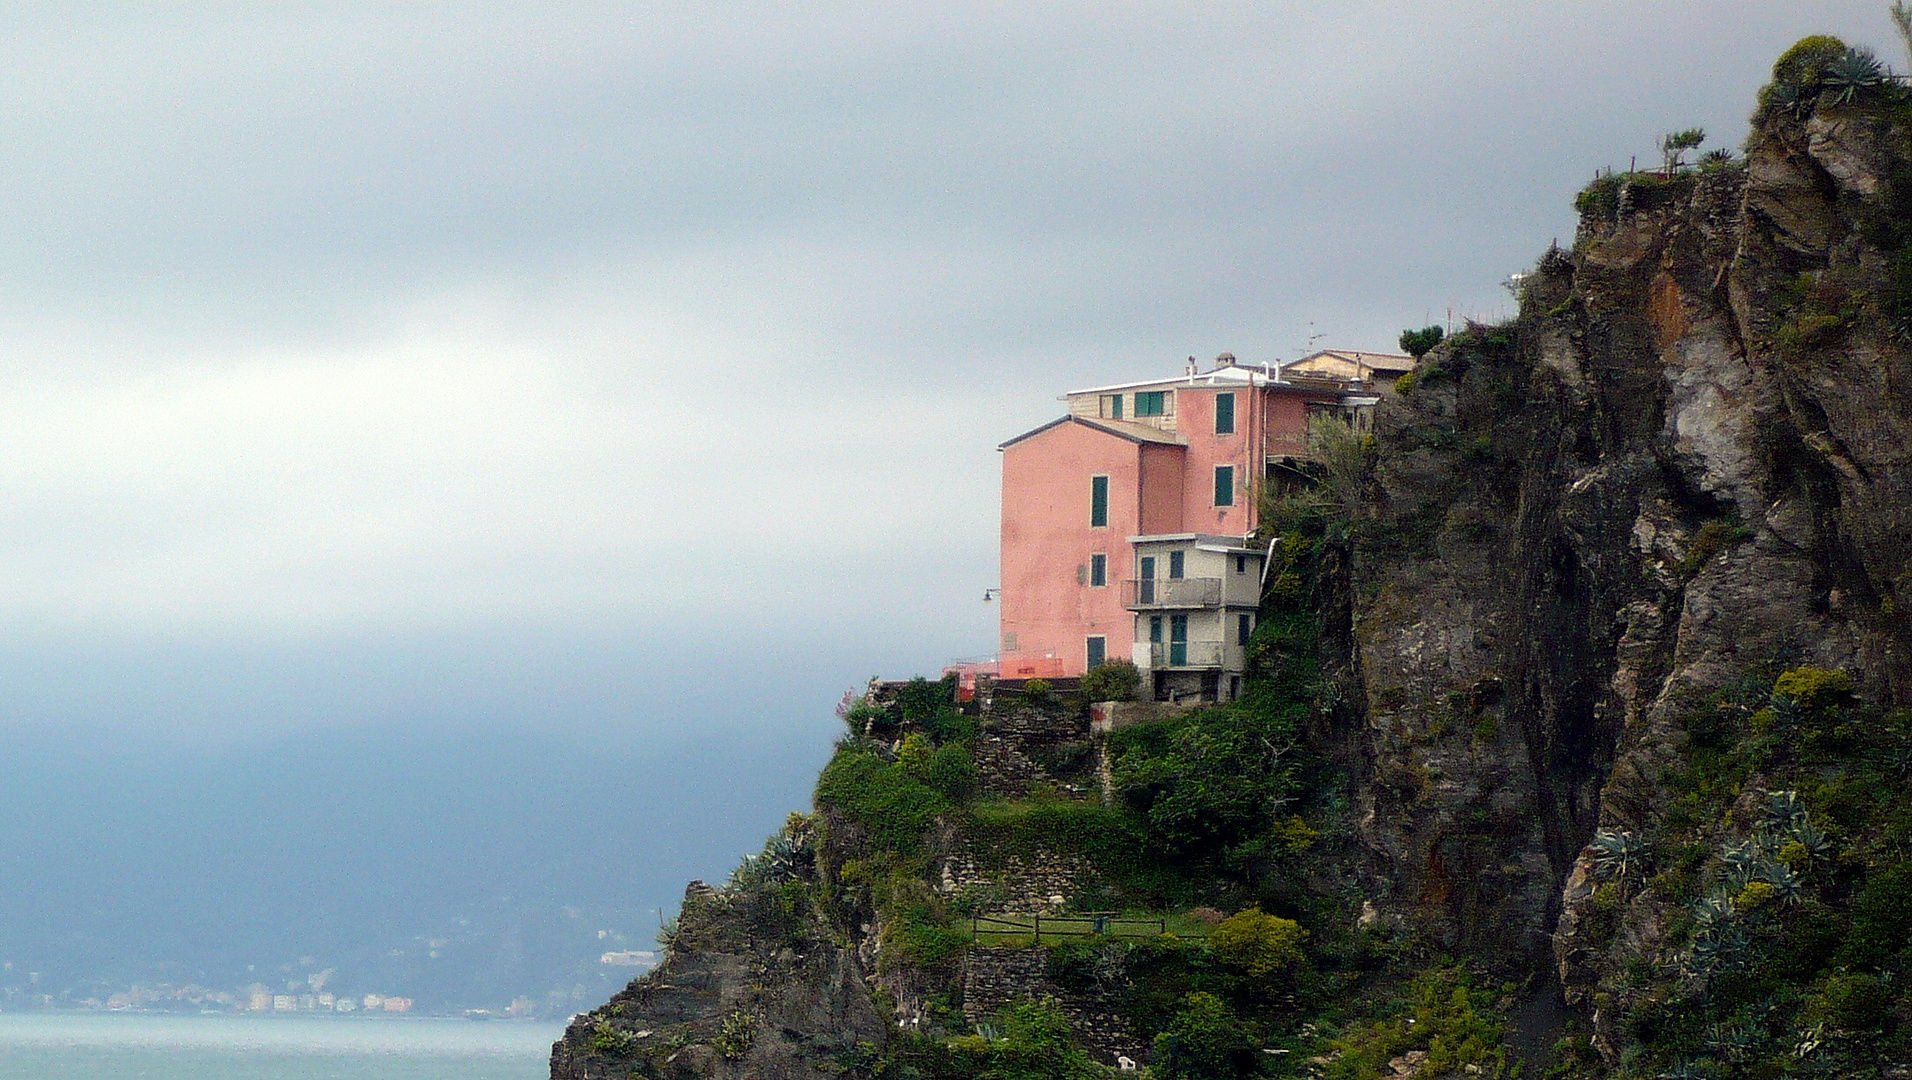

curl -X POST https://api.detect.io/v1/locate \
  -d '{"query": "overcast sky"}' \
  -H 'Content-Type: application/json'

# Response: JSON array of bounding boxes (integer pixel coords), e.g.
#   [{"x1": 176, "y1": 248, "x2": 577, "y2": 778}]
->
[{"x1": 0, "y1": 0, "x2": 1898, "y2": 743}]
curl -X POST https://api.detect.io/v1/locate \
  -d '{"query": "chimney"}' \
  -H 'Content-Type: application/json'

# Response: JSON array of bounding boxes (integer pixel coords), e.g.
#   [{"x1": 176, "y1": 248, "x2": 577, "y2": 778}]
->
[{"x1": 1214, "y1": 352, "x2": 1236, "y2": 369}]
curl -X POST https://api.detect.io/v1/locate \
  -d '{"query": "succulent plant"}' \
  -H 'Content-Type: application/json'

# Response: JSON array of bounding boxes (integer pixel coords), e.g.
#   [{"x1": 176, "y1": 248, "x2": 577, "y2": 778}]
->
[
  {"x1": 1822, "y1": 47, "x2": 1887, "y2": 105},
  {"x1": 1590, "y1": 828, "x2": 1646, "y2": 881}
]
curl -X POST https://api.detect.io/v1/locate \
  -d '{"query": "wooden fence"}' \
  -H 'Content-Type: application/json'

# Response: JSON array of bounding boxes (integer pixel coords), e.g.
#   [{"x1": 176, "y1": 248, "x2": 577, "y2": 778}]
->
[{"x1": 969, "y1": 912, "x2": 1169, "y2": 944}]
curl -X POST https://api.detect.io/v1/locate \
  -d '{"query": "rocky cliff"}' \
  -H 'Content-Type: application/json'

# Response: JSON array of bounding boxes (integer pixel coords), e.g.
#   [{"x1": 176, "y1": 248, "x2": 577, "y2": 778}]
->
[{"x1": 555, "y1": 38, "x2": 1912, "y2": 1080}]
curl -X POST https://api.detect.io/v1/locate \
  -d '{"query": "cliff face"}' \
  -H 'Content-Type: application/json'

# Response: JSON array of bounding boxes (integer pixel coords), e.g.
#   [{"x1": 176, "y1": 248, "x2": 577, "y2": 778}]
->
[
  {"x1": 1345, "y1": 80, "x2": 1912, "y2": 1066},
  {"x1": 556, "y1": 57, "x2": 1912, "y2": 1080}
]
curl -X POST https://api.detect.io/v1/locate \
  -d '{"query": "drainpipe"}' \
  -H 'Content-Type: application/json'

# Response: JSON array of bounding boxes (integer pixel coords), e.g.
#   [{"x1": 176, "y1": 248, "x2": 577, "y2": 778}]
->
[{"x1": 1259, "y1": 533, "x2": 1280, "y2": 589}]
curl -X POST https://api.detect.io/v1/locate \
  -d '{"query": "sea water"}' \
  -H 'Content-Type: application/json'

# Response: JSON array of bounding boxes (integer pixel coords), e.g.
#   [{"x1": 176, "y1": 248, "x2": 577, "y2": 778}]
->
[{"x1": 0, "y1": 1012, "x2": 566, "y2": 1080}]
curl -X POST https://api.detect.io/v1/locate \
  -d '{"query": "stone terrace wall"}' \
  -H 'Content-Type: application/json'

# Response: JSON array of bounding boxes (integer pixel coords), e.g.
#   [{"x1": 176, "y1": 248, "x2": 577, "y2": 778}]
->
[{"x1": 961, "y1": 947, "x2": 1146, "y2": 1064}]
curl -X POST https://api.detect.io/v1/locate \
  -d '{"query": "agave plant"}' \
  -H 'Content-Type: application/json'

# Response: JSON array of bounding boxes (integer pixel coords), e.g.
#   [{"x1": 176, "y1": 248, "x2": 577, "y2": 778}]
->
[
  {"x1": 1721, "y1": 839, "x2": 1764, "y2": 885},
  {"x1": 1590, "y1": 828, "x2": 1646, "y2": 881},
  {"x1": 1704, "y1": 1020, "x2": 1756, "y2": 1061},
  {"x1": 1793, "y1": 1021, "x2": 1827, "y2": 1060},
  {"x1": 1822, "y1": 47, "x2": 1888, "y2": 106},
  {"x1": 1759, "y1": 860, "x2": 1806, "y2": 905},
  {"x1": 1769, "y1": 694, "x2": 1804, "y2": 730},
  {"x1": 1759, "y1": 790, "x2": 1807, "y2": 835},
  {"x1": 1792, "y1": 819, "x2": 1833, "y2": 862},
  {"x1": 1766, "y1": 80, "x2": 1813, "y2": 120},
  {"x1": 1690, "y1": 891, "x2": 1735, "y2": 931},
  {"x1": 1686, "y1": 919, "x2": 1749, "y2": 976},
  {"x1": 1661, "y1": 1059, "x2": 1714, "y2": 1080}
]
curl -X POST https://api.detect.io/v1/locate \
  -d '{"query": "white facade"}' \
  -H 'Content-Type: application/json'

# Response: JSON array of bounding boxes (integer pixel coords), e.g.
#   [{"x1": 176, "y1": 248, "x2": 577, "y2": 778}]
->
[{"x1": 1125, "y1": 534, "x2": 1264, "y2": 702}]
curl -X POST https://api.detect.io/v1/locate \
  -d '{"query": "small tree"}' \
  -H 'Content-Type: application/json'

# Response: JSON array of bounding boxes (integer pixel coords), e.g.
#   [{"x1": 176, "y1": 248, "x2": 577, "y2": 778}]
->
[
  {"x1": 1208, "y1": 905, "x2": 1307, "y2": 979},
  {"x1": 1399, "y1": 324, "x2": 1444, "y2": 358},
  {"x1": 1078, "y1": 657, "x2": 1141, "y2": 702},
  {"x1": 1662, "y1": 128, "x2": 1705, "y2": 175}
]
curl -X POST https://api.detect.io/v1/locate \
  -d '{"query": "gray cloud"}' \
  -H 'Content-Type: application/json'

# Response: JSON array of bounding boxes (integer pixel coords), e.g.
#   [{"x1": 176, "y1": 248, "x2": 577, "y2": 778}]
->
[{"x1": 0, "y1": 0, "x2": 1895, "y2": 732}]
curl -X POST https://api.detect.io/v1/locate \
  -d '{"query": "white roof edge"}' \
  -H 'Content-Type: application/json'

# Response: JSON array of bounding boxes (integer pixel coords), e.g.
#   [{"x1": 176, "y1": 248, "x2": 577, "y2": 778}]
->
[
  {"x1": 1066, "y1": 369, "x2": 1276, "y2": 396},
  {"x1": 1127, "y1": 533, "x2": 1259, "y2": 551}
]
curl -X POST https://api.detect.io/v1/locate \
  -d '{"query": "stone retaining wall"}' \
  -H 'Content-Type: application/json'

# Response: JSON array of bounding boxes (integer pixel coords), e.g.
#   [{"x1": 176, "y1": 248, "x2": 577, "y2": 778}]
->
[{"x1": 961, "y1": 947, "x2": 1146, "y2": 1064}]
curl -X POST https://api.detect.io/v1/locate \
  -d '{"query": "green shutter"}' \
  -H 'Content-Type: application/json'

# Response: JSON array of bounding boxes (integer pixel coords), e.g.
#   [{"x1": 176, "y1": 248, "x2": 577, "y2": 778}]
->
[
  {"x1": 1090, "y1": 475, "x2": 1109, "y2": 527},
  {"x1": 1214, "y1": 465, "x2": 1234, "y2": 507},
  {"x1": 1215, "y1": 393, "x2": 1235, "y2": 434},
  {"x1": 1108, "y1": 394, "x2": 1123, "y2": 419}
]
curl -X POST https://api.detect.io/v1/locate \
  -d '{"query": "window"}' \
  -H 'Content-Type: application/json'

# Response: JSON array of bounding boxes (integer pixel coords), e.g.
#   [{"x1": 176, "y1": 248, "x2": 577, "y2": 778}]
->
[
  {"x1": 1235, "y1": 555, "x2": 1247, "y2": 574},
  {"x1": 1168, "y1": 550, "x2": 1185, "y2": 579},
  {"x1": 1237, "y1": 613, "x2": 1253, "y2": 645},
  {"x1": 1089, "y1": 553, "x2": 1107, "y2": 587},
  {"x1": 1135, "y1": 391, "x2": 1167, "y2": 417},
  {"x1": 1214, "y1": 465, "x2": 1235, "y2": 507},
  {"x1": 1149, "y1": 616, "x2": 1163, "y2": 643},
  {"x1": 1090, "y1": 475, "x2": 1108, "y2": 527},
  {"x1": 1003, "y1": 632, "x2": 1018, "y2": 651},
  {"x1": 1104, "y1": 394, "x2": 1123, "y2": 419},
  {"x1": 1086, "y1": 636, "x2": 1107, "y2": 669},
  {"x1": 1215, "y1": 392, "x2": 1235, "y2": 434}
]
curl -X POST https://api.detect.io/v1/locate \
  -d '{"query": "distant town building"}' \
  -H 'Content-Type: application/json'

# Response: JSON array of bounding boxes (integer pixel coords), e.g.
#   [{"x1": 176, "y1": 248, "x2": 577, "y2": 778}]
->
[
  {"x1": 273, "y1": 995, "x2": 297, "y2": 1011},
  {"x1": 996, "y1": 351, "x2": 1383, "y2": 701}
]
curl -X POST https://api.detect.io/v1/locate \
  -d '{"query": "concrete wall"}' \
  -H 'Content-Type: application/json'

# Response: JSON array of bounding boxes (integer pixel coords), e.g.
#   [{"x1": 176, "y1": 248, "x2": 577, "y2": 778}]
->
[{"x1": 1259, "y1": 391, "x2": 1320, "y2": 469}]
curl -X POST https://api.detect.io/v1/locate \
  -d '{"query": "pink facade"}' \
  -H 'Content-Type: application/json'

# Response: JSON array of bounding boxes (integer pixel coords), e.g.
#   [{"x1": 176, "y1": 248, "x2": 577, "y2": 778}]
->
[
  {"x1": 998, "y1": 419, "x2": 1166, "y2": 677},
  {"x1": 998, "y1": 366, "x2": 1348, "y2": 680}
]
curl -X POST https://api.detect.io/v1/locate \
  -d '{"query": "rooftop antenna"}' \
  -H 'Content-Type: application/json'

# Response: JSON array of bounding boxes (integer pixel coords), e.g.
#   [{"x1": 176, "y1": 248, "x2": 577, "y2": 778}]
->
[{"x1": 1300, "y1": 322, "x2": 1325, "y2": 358}]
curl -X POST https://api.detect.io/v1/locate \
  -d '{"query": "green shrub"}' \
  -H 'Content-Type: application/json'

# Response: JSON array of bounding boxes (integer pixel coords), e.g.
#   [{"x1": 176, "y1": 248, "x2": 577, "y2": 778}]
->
[
  {"x1": 815, "y1": 747, "x2": 950, "y2": 852},
  {"x1": 1675, "y1": 518, "x2": 1754, "y2": 575},
  {"x1": 589, "y1": 1021, "x2": 634, "y2": 1054},
  {"x1": 1819, "y1": 972, "x2": 1887, "y2": 1030},
  {"x1": 1773, "y1": 35, "x2": 1849, "y2": 86},
  {"x1": 1399, "y1": 325, "x2": 1444, "y2": 358},
  {"x1": 1773, "y1": 667, "x2": 1853, "y2": 709},
  {"x1": 897, "y1": 674, "x2": 955, "y2": 721},
  {"x1": 1154, "y1": 992, "x2": 1260, "y2": 1080},
  {"x1": 953, "y1": 999, "x2": 1107, "y2": 1080},
  {"x1": 1734, "y1": 880, "x2": 1777, "y2": 912},
  {"x1": 714, "y1": 1011, "x2": 755, "y2": 1059},
  {"x1": 1837, "y1": 861, "x2": 1912, "y2": 967},
  {"x1": 1022, "y1": 678, "x2": 1052, "y2": 701},
  {"x1": 1391, "y1": 371, "x2": 1416, "y2": 395},
  {"x1": 1317, "y1": 969, "x2": 1511, "y2": 1080},
  {"x1": 1079, "y1": 658, "x2": 1142, "y2": 702},
  {"x1": 1208, "y1": 906, "x2": 1306, "y2": 980},
  {"x1": 925, "y1": 743, "x2": 979, "y2": 800},
  {"x1": 1111, "y1": 705, "x2": 1299, "y2": 859}
]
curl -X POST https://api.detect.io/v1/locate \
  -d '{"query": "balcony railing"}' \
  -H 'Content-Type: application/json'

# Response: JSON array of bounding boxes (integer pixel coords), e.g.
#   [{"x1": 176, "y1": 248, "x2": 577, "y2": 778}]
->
[
  {"x1": 1146, "y1": 641, "x2": 1225, "y2": 669},
  {"x1": 1126, "y1": 577, "x2": 1221, "y2": 609}
]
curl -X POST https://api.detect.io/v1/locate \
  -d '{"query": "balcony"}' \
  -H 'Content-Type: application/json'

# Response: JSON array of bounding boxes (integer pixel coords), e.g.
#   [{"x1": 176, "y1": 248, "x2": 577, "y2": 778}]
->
[
  {"x1": 1125, "y1": 577, "x2": 1221, "y2": 609},
  {"x1": 1146, "y1": 641, "x2": 1225, "y2": 669}
]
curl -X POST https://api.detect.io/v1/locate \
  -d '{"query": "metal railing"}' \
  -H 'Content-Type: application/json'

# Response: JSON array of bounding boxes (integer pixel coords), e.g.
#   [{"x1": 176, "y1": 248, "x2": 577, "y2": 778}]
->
[
  {"x1": 1126, "y1": 577, "x2": 1221, "y2": 608},
  {"x1": 1147, "y1": 641, "x2": 1225, "y2": 669},
  {"x1": 970, "y1": 912, "x2": 1169, "y2": 943}
]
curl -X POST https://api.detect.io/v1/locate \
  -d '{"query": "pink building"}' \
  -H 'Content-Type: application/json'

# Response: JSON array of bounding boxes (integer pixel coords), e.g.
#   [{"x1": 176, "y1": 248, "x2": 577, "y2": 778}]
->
[{"x1": 997, "y1": 352, "x2": 1384, "y2": 702}]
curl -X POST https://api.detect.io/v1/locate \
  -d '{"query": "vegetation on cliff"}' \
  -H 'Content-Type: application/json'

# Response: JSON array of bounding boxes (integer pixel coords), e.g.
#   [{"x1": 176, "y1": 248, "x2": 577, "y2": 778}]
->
[{"x1": 553, "y1": 25, "x2": 1912, "y2": 1080}]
